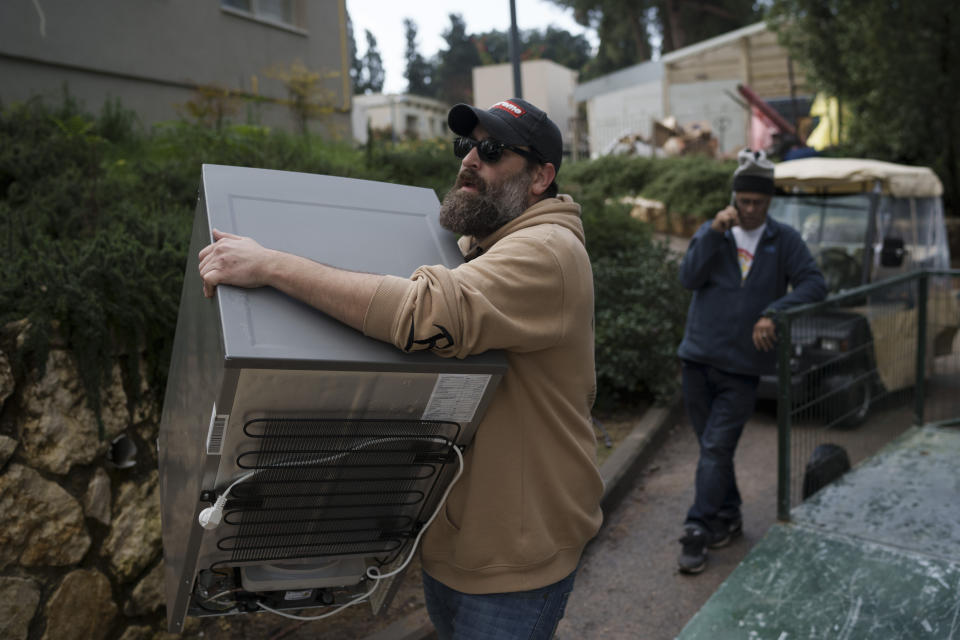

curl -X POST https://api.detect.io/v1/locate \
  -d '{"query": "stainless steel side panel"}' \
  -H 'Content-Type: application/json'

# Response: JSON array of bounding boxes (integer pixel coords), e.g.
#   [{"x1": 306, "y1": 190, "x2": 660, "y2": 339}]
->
[{"x1": 159, "y1": 189, "x2": 233, "y2": 633}]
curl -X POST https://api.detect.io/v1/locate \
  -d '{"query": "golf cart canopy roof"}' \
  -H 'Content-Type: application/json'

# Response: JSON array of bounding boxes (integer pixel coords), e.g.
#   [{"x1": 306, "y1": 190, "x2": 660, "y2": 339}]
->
[{"x1": 774, "y1": 158, "x2": 943, "y2": 198}]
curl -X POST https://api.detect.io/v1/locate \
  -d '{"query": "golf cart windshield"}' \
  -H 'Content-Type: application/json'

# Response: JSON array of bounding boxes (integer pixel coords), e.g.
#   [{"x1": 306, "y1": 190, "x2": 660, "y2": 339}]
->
[
  {"x1": 767, "y1": 192, "x2": 950, "y2": 294},
  {"x1": 769, "y1": 157, "x2": 951, "y2": 294},
  {"x1": 875, "y1": 196, "x2": 950, "y2": 272},
  {"x1": 768, "y1": 194, "x2": 871, "y2": 292}
]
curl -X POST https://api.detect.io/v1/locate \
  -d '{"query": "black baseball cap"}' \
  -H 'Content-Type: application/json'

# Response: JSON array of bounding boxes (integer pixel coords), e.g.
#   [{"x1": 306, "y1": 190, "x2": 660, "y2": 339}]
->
[{"x1": 448, "y1": 98, "x2": 563, "y2": 172}]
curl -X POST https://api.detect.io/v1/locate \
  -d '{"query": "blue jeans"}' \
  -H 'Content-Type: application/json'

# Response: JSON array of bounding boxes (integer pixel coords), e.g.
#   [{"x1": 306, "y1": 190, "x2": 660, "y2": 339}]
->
[
  {"x1": 681, "y1": 360, "x2": 759, "y2": 534},
  {"x1": 422, "y1": 569, "x2": 577, "y2": 640}
]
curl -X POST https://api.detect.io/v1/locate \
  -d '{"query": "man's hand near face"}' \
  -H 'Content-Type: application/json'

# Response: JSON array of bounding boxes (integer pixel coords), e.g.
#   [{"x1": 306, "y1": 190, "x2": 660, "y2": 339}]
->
[{"x1": 711, "y1": 205, "x2": 740, "y2": 233}]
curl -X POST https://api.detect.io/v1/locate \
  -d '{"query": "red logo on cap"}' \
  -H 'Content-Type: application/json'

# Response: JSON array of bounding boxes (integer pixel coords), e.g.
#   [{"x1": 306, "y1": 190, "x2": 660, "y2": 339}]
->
[{"x1": 491, "y1": 100, "x2": 526, "y2": 118}]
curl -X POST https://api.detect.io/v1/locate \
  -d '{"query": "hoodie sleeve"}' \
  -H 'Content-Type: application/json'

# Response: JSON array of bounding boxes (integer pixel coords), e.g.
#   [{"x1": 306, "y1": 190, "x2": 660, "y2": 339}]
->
[
  {"x1": 679, "y1": 221, "x2": 729, "y2": 290},
  {"x1": 766, "y1": 230, "x2": 828, "y2": 312},
  {"x1": 363, "y1": 229, "x2": 574, "y2": 358}
]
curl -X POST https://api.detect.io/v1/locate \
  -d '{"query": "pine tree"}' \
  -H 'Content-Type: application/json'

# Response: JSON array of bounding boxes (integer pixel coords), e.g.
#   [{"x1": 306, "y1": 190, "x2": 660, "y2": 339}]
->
[
  {"x1": 433, "y1": 14, "x2": 482, "y2": 105},
  {"x1": 404, "y1": 19, "x2": 436, "y2": 97},
  {"x1": 346, "y1": 15, "x2": 363, "y2": 94},
  {"x1": 770, "y1": 0, "x2": 960, "y2": 211},
  {"x1": 361, "y1": 30, "x2": 385, "y2": 93}
]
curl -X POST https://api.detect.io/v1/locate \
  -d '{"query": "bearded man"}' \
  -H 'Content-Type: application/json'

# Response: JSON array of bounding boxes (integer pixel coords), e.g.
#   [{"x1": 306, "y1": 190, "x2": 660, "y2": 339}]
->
[{"x1": 198, "y1": 98, "x2": 602, "y2": 640}]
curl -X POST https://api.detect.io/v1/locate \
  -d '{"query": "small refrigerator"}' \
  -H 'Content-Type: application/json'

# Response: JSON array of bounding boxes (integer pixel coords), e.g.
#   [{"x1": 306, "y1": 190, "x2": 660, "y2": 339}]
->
[{"x1": 158, "y1": 165, "x2": 507, "y2": 633}]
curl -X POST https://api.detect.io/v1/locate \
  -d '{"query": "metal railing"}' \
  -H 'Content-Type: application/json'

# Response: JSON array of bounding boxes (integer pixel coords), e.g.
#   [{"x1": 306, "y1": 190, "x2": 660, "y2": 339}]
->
[{"x1": 774, "y1": 270, "x2": 960, "y2": 520}]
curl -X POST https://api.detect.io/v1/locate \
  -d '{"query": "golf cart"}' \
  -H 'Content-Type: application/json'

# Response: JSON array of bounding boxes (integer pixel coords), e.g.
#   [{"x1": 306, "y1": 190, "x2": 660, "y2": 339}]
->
[{"x1": 757, "y1": 157, "x2": 957, "y2": 426}]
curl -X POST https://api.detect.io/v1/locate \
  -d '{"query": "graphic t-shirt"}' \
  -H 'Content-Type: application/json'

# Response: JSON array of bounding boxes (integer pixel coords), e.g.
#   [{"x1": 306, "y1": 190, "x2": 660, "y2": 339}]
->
[{"x1": 731, "y1": 223, "x2": 767, "y2": 280}]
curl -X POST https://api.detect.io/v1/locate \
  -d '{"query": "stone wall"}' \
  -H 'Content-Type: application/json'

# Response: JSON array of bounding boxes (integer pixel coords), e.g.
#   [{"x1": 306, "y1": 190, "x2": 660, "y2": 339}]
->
[
  {"x1": 0, "y1": 320, "x2": 401, "y2": 640},
  {"x1": 0, "y1": 320, "x2": 180, "y2": 640}
]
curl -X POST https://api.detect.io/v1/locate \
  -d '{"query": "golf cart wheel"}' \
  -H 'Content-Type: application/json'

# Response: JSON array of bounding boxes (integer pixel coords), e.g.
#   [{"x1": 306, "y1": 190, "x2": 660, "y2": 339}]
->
[
  {"x1": 822, "y1": 373, "x2": 872, "y2": 429},
  {"x1": 801, "y1": 443, "x2": 851, "y2": 500}
]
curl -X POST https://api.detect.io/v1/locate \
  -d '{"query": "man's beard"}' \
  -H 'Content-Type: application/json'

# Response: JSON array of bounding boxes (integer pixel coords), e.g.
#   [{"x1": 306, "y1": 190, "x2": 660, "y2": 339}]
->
[{"x1": 438, "y1": 167, "x2": 533, "y2": 238}]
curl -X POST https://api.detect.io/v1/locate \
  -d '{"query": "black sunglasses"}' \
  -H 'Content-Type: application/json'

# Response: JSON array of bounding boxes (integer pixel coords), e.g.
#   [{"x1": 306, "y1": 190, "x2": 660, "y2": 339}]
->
[{"x1": 453, "y1": 136, "x2": 542, "y2": 164}]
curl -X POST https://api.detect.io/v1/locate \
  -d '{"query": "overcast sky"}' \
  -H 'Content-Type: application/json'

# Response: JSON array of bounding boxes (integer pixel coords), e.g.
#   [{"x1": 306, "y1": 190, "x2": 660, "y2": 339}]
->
[{"x1": 345, "y1": 0, "x2": 599, "y2": 94}]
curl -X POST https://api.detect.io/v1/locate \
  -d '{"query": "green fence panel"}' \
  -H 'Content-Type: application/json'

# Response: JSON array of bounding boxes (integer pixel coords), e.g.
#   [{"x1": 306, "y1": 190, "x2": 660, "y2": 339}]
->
[{"x1": 775, "y1": 269, "x2": 960, "y2": 520}]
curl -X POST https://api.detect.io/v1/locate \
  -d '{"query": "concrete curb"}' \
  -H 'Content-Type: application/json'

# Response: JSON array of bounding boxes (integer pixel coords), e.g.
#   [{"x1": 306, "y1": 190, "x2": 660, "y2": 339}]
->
[
  {"x1": 359, "y1": 402, "x2": 681, "y2": 640},
  {"x1": 598, "y1": 402, "x2": 683, "y2": 516}
]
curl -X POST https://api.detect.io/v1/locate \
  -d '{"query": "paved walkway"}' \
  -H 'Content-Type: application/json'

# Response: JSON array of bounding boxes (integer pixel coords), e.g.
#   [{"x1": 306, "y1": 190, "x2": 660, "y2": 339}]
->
[{"x1": 555, "y1": 407, "x2": 780, "y2": 640}]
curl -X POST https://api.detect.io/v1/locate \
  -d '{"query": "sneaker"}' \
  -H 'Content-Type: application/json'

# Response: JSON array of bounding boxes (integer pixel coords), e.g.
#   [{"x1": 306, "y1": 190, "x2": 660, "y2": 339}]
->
[
  {"x1": 677, "y1": 526, "x2": 707, "y2": 574},
  {"x1": 707, "y1": 516, "x2": 743, "y2": 549}
]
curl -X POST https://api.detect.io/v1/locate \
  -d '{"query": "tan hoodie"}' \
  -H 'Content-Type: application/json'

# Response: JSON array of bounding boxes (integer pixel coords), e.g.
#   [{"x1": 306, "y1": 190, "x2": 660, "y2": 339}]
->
[{"x1": 363, "y1": 195, "x2": 603, "y2": 594}]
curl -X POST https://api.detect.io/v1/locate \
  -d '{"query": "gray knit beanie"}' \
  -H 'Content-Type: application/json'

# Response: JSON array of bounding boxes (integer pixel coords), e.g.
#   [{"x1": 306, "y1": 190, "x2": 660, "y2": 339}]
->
[{"x1": 732, "y1": 148, "x2": 775, "y2": 194}]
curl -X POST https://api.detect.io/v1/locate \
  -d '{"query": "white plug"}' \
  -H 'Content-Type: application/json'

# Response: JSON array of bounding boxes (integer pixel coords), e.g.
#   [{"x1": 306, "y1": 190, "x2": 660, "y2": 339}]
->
[
  {"x1": 197, "y1": 471, "x2": 257, "y2": 531},
  {"x1": 198, "y1": 495, "x2": 227, "y2": 530}
]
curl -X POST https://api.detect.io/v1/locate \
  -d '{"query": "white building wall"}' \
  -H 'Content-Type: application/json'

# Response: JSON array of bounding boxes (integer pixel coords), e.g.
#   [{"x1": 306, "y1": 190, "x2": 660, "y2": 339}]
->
[
  {"x1": 668, "y1": 80, "x2": 746, "y2": 154},
  {"x1": 575, "y1": 23, "x2": 807, "y2": 158},
  {"x1": 580, "y1": 78, "x2": 748, "y2": 158},
  {"x1": 585, "y1": 80, "x2": 662, "y2": 158},
  {"x1": 472, "y1": 59, "x2": 578, "y2": 150},
  {"x1": 0, "y1": 0, "x2": 351, "y2": 134},
  {"x1": 351, "y1": 94, "x2": 449, "y2": 144},
  {"x1": 472, "y1": 64, "x2": 514, "y2": 111}
]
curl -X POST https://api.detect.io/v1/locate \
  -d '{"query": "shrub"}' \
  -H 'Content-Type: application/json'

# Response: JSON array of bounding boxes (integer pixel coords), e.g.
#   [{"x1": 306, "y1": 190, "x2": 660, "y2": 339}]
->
[
  {"x1": 566, "y1": 158, "x2": 710, "y2": 407},
  {"x1": 366, "y1": 137, "x2": 460, "y2": 197},
  {"x1": 580, "y1": 199, "x2": 649, "y2": 261},
  {"x1": 592, "y1": 240, "x2": 690, "y2": 408},
  {"x1": 639, "y1": 155, "x2": 736, "y2": 221},
  {"x1": 0, "y1": 97, "x2": 457, "y2": 419},
  {"x1": 1, "y1": 95, "x2": 722, "y2": 417},
  {"x1": 0, "y1": 97, "x2": 189, "y2": 421},
  {"x1": 560, "y1": 154, "x2": 657, "y2": 215},
  {"x1": 7, "y1": 125, "x2": 167, "y2": 411},
  {"x1": 560, "y1": 153, "x2": 735, "y2": 223}
]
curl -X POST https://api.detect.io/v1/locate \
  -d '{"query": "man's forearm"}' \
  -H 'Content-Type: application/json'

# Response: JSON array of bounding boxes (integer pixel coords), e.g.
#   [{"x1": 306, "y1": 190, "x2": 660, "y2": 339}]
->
[{"x1": 265, "y1": 250, "x2": 384, "y2": 332}]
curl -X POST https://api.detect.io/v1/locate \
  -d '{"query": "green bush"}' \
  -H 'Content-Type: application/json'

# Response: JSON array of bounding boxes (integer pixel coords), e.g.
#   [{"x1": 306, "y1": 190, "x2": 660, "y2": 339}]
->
[
  {"x1": 639, "y1": 155, "x2": 736, "y2": 221},
  {"x1": 0, "y1": 97, "x2": 188, "y2": 421},
  {"x1": 0, "y1": 97, "x2": 461, "y2": 419},
  {"x1": 592, "y1": 240, "x2": 690, "y2": 408},
  {"x1": 1, "y1": 95, "x2": 723, "y2": 417},
  {"x1": 366, "y1": 137, "x2": 460, "y2": 196},
  {"x1": 560, "y1": 155, "x2": 656, "y2": 216},
  {"x1": 560, "y1": 153, "x2": 735, "y2": 222},
  {"x1": 580, "y1": 199, "x2": 648, "y2": 260},
  {"x1": 564, "y1": 157, "x2": 722, "y2": 406}
]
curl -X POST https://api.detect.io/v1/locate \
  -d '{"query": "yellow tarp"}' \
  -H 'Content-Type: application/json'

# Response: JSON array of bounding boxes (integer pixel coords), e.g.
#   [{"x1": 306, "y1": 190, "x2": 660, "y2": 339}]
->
[{"x1": 805, "y1": 94, "x2": 845, "y2": 151}]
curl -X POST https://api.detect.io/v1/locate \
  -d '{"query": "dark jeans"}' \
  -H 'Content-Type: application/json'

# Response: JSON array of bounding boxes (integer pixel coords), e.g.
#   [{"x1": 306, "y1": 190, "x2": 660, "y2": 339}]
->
[
  {"x1": 681, "y1": 360, "x2": 759, "y2": 534},
  {"x1": 422, "y1": 569, "x2": 577, "y2": 640}
]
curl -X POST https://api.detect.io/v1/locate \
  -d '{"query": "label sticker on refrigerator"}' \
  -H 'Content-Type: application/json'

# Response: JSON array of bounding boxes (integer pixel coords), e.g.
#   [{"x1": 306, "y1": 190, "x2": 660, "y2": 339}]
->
[
  {"x1": 422, "y1": 374, "x2": 491, "y2": 423},
  {"x1": 206, "y1": 404, "x2": 229, "y2": 455}
]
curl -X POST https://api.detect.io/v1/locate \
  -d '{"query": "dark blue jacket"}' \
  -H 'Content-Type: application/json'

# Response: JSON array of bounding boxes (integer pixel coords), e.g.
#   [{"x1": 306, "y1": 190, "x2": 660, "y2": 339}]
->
[{"x1": 677, "y1": 216, "x2": 827, "y2": 376}]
